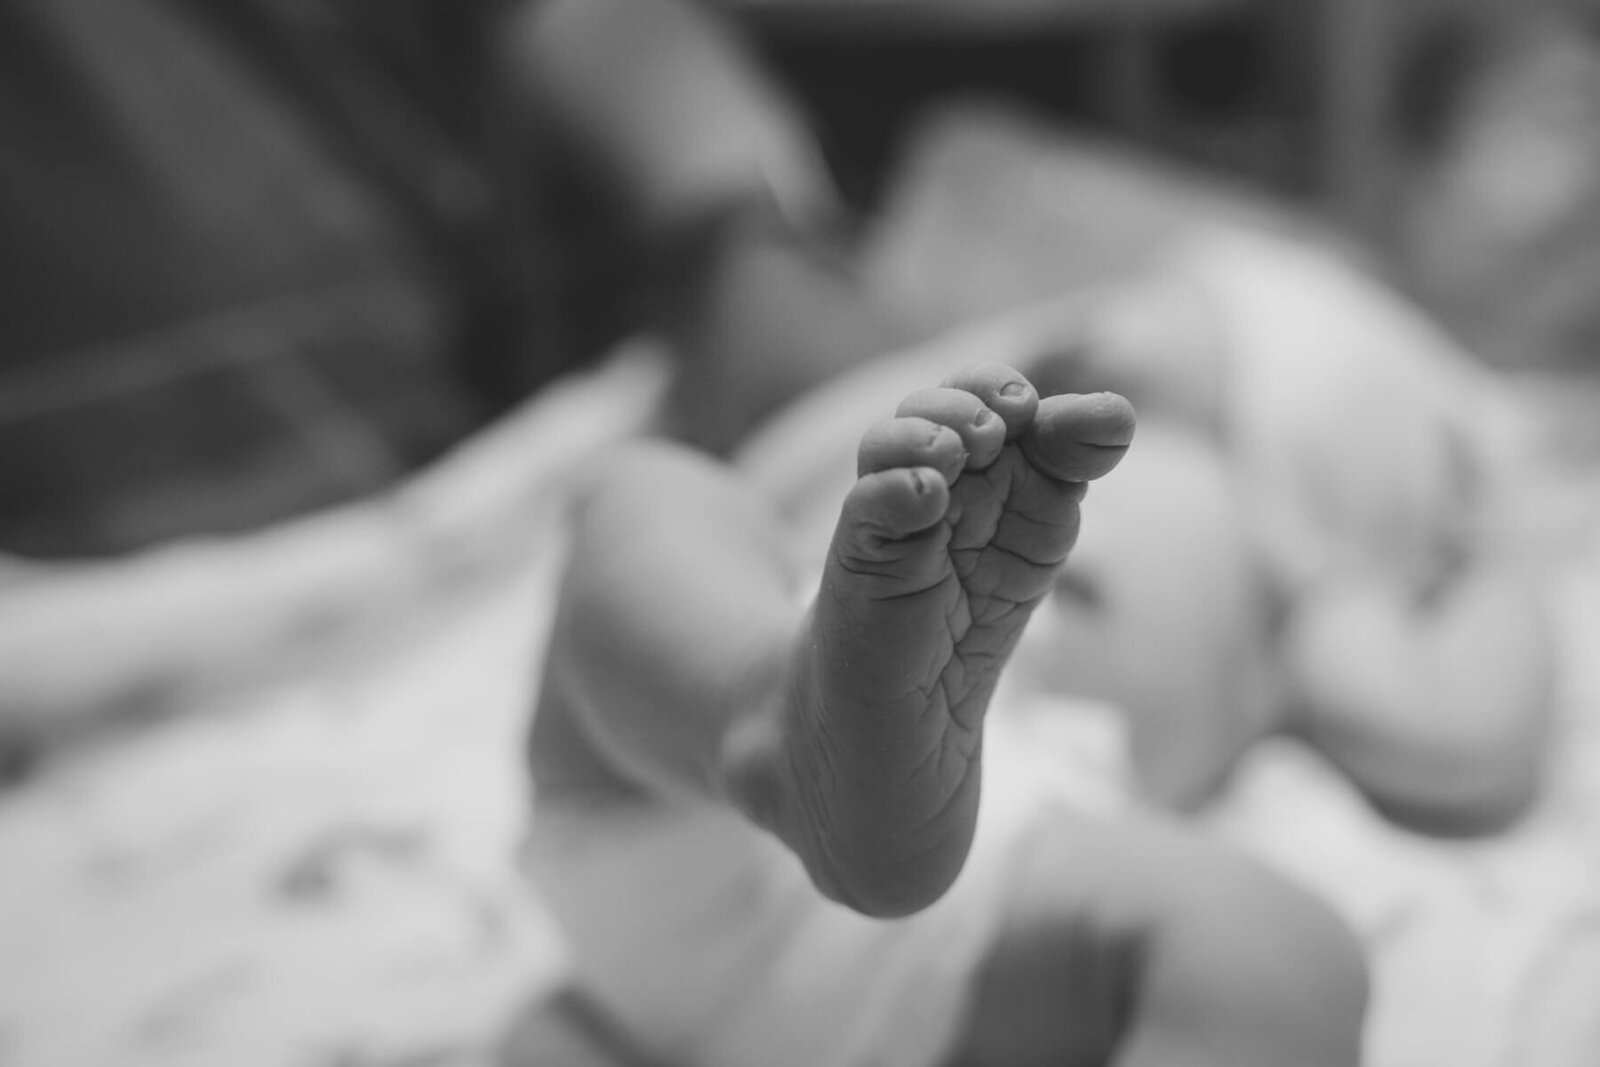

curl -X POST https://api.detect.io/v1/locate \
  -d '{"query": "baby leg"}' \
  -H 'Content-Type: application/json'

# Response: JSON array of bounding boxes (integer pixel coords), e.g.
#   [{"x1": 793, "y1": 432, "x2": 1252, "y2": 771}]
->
[
  {"x1": 1284, "y1": 567, "x2": 1555, "y2": 835},
  {"x1": 537, "y1": 364, "x2": 1133, "y2": 918},
  {"x1": 950, "y1": 813, "x2": 1368, "y2": 1067}
]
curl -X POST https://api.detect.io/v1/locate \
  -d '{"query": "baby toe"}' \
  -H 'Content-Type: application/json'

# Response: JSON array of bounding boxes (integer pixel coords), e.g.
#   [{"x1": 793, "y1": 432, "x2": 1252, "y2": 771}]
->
[
  {"x1": 939, "y1": 364, "x2": 1038, "y2": 440},
  {"x1": 1022, "y1": 392, "x2": 1136, "y2": 483},
  {"x1": 858, "y1": 416, "x2": 968, "y2": 484},
  {"x1": 894, "y1": 387, "x2": 1007, "y2": 470},
  {"x1": 838, "y1": 466, "x2": 950, "y2": 549}
]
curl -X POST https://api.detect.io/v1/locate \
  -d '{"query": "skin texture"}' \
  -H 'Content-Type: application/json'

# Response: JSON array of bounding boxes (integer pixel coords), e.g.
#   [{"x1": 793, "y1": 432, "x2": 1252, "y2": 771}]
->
[{"x1": 731, "y1": 368, "x2": 1133, "y2": 915}]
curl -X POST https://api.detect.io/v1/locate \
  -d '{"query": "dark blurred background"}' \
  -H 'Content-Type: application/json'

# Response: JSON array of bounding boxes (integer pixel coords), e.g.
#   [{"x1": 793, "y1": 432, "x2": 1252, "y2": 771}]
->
[{"x1": 4, "y1": 0, "x2": 1597, "y2": 558}]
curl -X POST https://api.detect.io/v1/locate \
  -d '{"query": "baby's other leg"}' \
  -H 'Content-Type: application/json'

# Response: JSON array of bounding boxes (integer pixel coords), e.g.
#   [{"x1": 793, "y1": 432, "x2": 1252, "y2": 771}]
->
[
  {"x1": 950, "y1": 814, "x2": 1367, "y2": 1067},
  {"x1": 532, "y1": 441, "x2": 808, "y2": 802},
  {"x1": 1284, "y1": 566, "x2": 1555, "y2": 835}
]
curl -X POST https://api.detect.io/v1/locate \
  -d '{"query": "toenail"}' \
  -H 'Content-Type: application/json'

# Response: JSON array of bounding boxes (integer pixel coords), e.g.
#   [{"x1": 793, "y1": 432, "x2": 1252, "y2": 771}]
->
[
  {"x1": 1000, "y1": 381, "x2": 1028, "y2": 398},
  {"x1": 973, "y1": 408, "x2": 994, "y2": 426},
  {"x1": 910, "y1": 469, "x2": 928, "y2": 494}
]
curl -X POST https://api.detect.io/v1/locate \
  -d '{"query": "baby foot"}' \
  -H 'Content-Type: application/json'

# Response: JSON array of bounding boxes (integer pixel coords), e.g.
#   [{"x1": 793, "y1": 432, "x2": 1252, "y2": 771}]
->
[{"x1": 733, "y1": 364, "x2": 1134, "y2": 916}]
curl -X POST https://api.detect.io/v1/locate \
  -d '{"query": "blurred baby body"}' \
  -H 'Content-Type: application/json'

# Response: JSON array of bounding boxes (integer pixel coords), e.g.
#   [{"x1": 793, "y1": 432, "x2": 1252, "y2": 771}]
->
[
  {"x1": 1149, "y1": 226, "x2": 1557, "y2": 832},
  {"x1": 742, "y1": 222, "x2": 1556, "y2": 831}
]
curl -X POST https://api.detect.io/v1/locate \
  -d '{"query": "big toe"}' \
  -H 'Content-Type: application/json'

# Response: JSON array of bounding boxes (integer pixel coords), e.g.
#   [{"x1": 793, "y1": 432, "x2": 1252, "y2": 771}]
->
[{"x1": 1022, "y1": 392, "x2": 1136, "y2": 483}]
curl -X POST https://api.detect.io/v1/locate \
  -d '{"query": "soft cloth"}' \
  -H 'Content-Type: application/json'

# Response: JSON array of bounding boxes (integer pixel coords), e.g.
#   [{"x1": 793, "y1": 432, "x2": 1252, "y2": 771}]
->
[
  {"x1": 1206, "y1": 541, "x2": 1600, "y2": 1067},
  {"x1": 525, "y1": 700, "x2": 1128, "y2": 1067},
  {"x1": 0, "y1": 349, "x2": 672, "y2": 1067}
]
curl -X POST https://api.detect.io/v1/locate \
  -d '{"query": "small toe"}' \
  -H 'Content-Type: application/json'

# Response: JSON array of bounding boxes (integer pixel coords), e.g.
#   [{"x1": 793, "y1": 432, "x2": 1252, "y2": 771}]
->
[
  {"x1": 858, "y1": 417, "x2": 968, "y2": 483},
  {"x1": 940, "y1": 364, "x2": 1038, "y2": 440},
  {"x1": 895, "y1": 388, "x2": 1008, "y2": 470},
  {"x1": 1022, "y1": 392, "x2": 1136, "y2": 483},
  {"x1": 838, "y1": 466, "x2": 950, "y2": 546}
]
